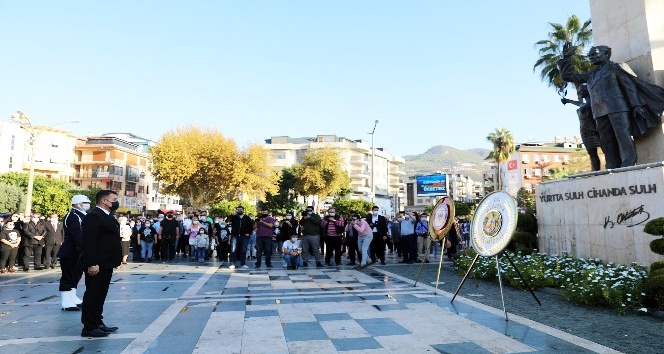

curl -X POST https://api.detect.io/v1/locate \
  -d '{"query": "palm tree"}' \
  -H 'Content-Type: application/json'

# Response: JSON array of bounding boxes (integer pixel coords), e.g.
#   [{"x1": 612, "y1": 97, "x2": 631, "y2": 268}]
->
[
  {"x1": 533, "y1": 14, "x2": 592, "y2": 96},
  {"x1": 486, "y1": 127, "x2": 516, "y2": 191}
]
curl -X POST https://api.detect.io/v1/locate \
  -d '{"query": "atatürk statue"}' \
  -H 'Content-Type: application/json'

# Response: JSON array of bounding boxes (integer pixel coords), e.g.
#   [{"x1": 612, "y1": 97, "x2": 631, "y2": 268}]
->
[{"x1": 559, "y1": 43, "x2": 664, "y2": 169}]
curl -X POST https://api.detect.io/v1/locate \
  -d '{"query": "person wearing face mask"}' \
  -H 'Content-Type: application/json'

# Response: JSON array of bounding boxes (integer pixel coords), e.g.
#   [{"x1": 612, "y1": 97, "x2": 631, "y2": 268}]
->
[
  {"x1": 254, "y1": 208, "x2": 275, "y2": 269},
  {"x1": 139, "y1": 220, "x2": 157, "y2": 262},
  {"x1": 58, "y1": 195, "x2": 91, "y2": 311},
  {"x1": 229, "y1": 206, "x2": 254, "y2": 269},
  {"x1": 321, "y1": 207, "x2": 345, "y2": 266},
  {"x1": 118, "y1": 216, "x2": 132, "y2": 265},
  {"x1": 298, "y1": 206, "x2": 323, "y2": 267},
  {"x1": 22, "y1": 213, "x2": 47, "y2": 271},
  {"x1": 43, "y1": 213, "x2": 64, "y2": 269},
  {"x1": 415, "y1": 213, "x2": 431, "y2": 263},
  {"x1": 282, "y1": 235, "x2": 302, "y2": 270},
  {"x1": 129, "y1": 219, "x2": 140, "y2": 262},
  {"x1": 194, "y1": 227, "x2": 210, "y2": 264},
  {"x1": 80, "y1": 190, "x2": 122, "y2": 338},
  {"x1": 398, "y1": 212, "x2": 417, "y2": 264},
  {"x1": 213, "y1": 218, "x2": 230, "y2": 263},
  {"x1": 278, "y1": 212, "x2": 298, "y2": 247},
  {"x1": 188, "y1": 216, "x2": 203, "y2": 261},
  {"x1": 366, "y1": 206, "x2": 388, "y2": 265},
  {"x1": 158, "y1": 213, "x2": 179, "y2": 263},
  {"x1": 0, "y1": 221, "x2": 21, "y2": 273}
]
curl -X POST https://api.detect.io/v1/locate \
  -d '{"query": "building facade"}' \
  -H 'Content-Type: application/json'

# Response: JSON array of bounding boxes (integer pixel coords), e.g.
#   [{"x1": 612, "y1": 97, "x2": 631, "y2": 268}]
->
[
  {"x1": 263, "y1": 135, "x2": 406, "y2": 215},
  {"x1": 73, "y1": 134, "x2": 181, "y2": 214},
  {"x1": 499, "y1": 138, "x2": 594, "y2": 196}
]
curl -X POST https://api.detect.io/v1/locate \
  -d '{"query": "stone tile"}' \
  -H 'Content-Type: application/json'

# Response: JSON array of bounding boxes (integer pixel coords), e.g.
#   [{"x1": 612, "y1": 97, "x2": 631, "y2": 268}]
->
[
  {"x1": 431, "y1": 342, "x2": 492, "y2": 354},
  {"x1": 287, "y1": 339, "x2": 338, "y2": 354},
  {"x1": 283, "y1": 322, "x2": 328, "y2": 342},
  {"x1": 314, "y1": 313, "x2": 353, "y2": 321},
  {"x1": 356, "y1": 318, "x2": 410, "y2": 336},
  {"x1": 319, "y1": 319, "x2": 368, "y2": 339},
  {"x1": 245, "y1": 309, "x2": 279, "y2": 318},
  {"x1": 331, "y1": 337, "x2": 383, "y2": 351}
]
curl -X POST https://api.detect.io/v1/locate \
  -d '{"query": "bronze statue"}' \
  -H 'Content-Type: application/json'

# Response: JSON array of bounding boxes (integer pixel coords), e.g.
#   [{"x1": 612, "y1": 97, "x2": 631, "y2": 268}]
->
[
  {"x1": 561, "y1": 84, "x2": 602, "y2": 171},
  {"x1": 559, "y1": 43, "x2": 664, "y2": 169}
]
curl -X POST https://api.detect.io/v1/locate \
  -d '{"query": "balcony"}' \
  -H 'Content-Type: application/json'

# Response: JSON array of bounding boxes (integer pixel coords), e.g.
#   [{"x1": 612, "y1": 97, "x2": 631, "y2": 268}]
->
[
  {"x1": 389, "y1": 168, "x2": 406, "y2": 176},
  {"x1": 350, "y1": 157, "x2": 370, "y2": 165},
  {"x1": 351, "y1": 170, "x2": 370, "y2": 179},
  {"x1": 126, "y1": 174, "x2": 139, "y2": 182},
  {"x1": 75, "y1": 158, "x2": 117, "y2": 165}
]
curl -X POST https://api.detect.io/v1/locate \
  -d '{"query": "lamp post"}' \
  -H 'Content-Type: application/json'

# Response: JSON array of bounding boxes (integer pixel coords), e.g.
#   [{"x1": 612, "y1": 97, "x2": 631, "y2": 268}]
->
[
  {"x1": 12, "y1": 111, "x2": 79, "y2": 216},
  {"x1": 368, "y1": 119, "x2": 379, "y2": 203}
]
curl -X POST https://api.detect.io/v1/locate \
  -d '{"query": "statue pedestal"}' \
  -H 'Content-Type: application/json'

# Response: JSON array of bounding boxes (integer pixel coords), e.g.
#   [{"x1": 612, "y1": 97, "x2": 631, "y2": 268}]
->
[{"x1": 536, "y1": 163, "x2": 664, "y2": 266}]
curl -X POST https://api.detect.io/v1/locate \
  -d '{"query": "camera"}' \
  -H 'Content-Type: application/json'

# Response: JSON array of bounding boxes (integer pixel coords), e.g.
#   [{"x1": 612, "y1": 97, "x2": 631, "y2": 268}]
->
[{"x1": 301, "y1": 210, "x2": 308, "y2": 217}]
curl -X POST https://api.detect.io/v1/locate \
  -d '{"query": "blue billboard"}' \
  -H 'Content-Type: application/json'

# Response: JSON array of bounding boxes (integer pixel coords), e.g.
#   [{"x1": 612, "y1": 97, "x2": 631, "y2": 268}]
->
[{"x1": 416, "y1": 174, "x2": 447, "y2": 197}]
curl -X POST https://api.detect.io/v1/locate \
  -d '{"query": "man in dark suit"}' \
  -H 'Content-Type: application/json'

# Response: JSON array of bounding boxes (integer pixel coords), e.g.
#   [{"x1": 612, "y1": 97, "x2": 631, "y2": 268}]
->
[
  {"x1": 43, "y1": 213, "x2": 64, "y2": 269},
  {"x1": 80, "y1": 190, "x2": 122, "y2": 338},
  {"x1": 22, "y1": 213, "x2": 47, "y2": 270},
  {"x1": 58, "y1": 195, "x2": 90, "y2": 311},
  {"x1": 366, "y1": 206, "x2": 389, "y2": 265}
]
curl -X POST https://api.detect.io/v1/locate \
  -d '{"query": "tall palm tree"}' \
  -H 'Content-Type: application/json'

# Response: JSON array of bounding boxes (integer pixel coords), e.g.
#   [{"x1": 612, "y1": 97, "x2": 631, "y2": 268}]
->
[
  {"x1": 486, "y1": 127, "x2": 516, "y2": 191},
  {"x1": 533, "y1": 14, "x2": 592, "y2": 96}
]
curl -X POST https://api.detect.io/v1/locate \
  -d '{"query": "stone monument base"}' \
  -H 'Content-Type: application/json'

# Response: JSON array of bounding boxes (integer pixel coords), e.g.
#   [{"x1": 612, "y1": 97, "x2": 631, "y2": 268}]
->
[{"x1": 536, "y1": 162, "x2": 664, "y2": 266}]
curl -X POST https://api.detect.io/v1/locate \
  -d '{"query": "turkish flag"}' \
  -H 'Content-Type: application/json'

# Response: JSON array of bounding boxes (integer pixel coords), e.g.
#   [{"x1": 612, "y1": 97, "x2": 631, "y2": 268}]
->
[{"x1": 507, "y1": 160, "x2": 517, "y2": 170}]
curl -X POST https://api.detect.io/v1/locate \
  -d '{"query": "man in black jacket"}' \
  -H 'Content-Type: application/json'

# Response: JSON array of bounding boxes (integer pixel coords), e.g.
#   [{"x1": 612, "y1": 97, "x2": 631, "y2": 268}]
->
[
  {"x1": 366, "y1": 206, "x2": 389, "y2": 265},
  {"x1": 43, "y1": 213, "x2": 64, "y2": 269},
  {"x1": 22, "y1": 213, "x2": 46, "y2": 270},
  {"x1": 80, "y1": 190, "x2": 122, "y2": 338},
  {"x1": 229, "y1": 206, "x2": 254, "y2": 269}
]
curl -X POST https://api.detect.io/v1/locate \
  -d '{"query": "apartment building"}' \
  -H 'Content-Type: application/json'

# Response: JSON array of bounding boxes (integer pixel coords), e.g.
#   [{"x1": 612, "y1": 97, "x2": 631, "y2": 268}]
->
[
  {"x1": 263, "y1": 135, "x2": 406, "y2": 215},
  {"x1": 73, "y1": 134, "x2": 181, "y2": 214},
  {"x1": 500, "y1": 137, "x2": 593, "y2": 196},
  {"x1": 0, "y1": 119, "x2": 79, "y2": 182}
]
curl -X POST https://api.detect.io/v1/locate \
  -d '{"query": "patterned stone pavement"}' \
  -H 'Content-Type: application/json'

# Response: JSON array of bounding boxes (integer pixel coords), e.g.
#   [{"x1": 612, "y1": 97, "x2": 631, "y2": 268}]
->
[{"x1": 0, "y1": 254, "x2": 630, "y2": 354}]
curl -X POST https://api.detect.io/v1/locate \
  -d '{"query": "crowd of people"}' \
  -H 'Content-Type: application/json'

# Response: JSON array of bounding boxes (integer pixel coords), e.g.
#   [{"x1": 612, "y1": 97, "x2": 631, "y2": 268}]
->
[{"x1": 0, "y1": 204, "x2": 473, "y2": 275}]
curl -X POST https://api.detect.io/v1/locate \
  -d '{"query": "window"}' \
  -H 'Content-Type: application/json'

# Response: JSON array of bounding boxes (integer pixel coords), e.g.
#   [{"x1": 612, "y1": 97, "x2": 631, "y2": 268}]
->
[
  {"x1": 543, "y1": 155, "x2": 550, "y2": 162},
  {"x1": 8, "y1": 156, "x2": 12, "y2": 169},
  {"x1": 524, "y1": 183, "x2": 532, "y2": 190},
  {"x1": 523, "y1": 168, "x2": 532, "y2": 177},
  {"x1": 521, "y1": 154, "x2": 530, "y2": 163},
  {"x1": 10, "y1": 135, "x2": 15, "y2": 150},
  {"x1": 553, "y1": 155, "x2": 560, "y2": 162},
  {"x1": 275, "y1": 152, "x2": 286, "y2": 160},
  {"x1": 534, "y1": 154, "x2": 540, "y2": 163},
  {"x1": 138, "y1": 186, "x2": 145, "y2": 194},
  {"x1": 534, "y1": 169, "x2": 542, "y2": 177}
]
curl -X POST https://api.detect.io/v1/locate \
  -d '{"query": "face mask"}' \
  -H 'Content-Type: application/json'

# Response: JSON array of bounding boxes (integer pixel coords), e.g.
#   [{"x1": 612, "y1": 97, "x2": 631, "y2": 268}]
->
[
  {"x1": 219, "y1": 222, "x2": 226, "y2": 227},
  {"x1": 5, "y1": 224, "x2": 14, "y2": 230},
  {"x1": 199, "y1": 231, "x2": 205, "y2": 235},
  {"x1": 32, "y1": 217, "x2": 39, "y2": 223},
  {"x1": 51, "y1": 218, "x2": 58, "y2": 222},
  {"x1": 274, "y1": 222, "x2": 280, "y2": 227},
  {"x1": 80, "y1": 203, "x2": 91, "y2": 211},
  {"x1": 372, "y1": 211, "x2": 379, "y2": 216},
  {"x1": 291, "y1": 237, "x2": 297, "y2": 242},
  {"x1": 110, "y1": 201, "x2": 120, "y2": 211},
  {"x1": 11, "y1": 216, "x2": 18, "y2": 221},
  {"x1": 329, "y1": 212, "x2": 336, "y2": 216},
  {"x1": 145, "y1": 223, "x2": 151, "y2": 227},
  {"x1": 307, "y1": 211, "x2": 313, "y2": 215},
  {"x1": 285, "y1": 215, "x2": 292, "y2": 220},
  {"x1": 130, "y1": 222, "x2": 135, "y2": 228},
  {"x1": 193, "y1": 220, "x2": 199, "y2": 224},
  {"x1": 236, "y1": 210, "x2": 243, "y2": 215}
]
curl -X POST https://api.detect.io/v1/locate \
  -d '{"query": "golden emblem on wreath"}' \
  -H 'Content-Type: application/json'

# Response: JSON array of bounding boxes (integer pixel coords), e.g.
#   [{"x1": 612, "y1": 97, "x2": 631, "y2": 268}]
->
[{"x1": 482, "y1": 210, "x2": 502, "y2": 237}]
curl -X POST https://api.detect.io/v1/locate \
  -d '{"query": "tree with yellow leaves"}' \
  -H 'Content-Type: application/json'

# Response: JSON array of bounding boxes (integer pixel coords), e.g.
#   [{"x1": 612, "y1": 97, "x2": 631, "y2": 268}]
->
[
  {"x1": 150, "y1": 126, "x2": 277, "y2": 208},
  {"x1": 293, "y1": 148, "x2": 351, "y2": 203}
]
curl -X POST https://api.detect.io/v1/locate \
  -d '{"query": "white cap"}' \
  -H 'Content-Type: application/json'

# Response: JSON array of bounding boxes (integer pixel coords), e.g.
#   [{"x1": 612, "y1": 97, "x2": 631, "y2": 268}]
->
[{"x1": 71, "y1": 195, "x2": 91, "y2": 205}]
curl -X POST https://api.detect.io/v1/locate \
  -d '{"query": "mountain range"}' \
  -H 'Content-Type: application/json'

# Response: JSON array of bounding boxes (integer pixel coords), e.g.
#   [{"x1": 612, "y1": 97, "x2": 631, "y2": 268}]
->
[{"x1": 402, "y1": 145, "x2": 493, "y2": 181}]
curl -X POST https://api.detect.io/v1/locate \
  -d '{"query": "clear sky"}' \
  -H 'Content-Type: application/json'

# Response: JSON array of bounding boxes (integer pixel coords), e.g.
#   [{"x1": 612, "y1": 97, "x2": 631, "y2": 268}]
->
[{"x1": 0, "y1": 1, "x2": 592, "y2": 157}]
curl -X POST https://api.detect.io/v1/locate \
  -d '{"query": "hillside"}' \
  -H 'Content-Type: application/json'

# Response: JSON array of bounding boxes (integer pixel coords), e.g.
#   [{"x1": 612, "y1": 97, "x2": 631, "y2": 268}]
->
[{"x1": 402, "y1": 145, "x2": 493, "y2": 180}]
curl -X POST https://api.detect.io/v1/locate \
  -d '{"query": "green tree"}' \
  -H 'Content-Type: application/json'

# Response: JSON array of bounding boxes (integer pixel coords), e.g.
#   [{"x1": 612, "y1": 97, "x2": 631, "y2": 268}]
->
[
  {"x1": 209, "y1": 200, "x2": 257, "y2": 218},
  {"x1": 0, "y1": 172, "x2": 72, "y2": 216},
  {"x1": 486, "y1": 128, "x2": 516, "y2": 190},
  {"x1": 332, "y1": 198, "x2": 373, "y2": 216},
  {"x1": 454, "y1": 201, "x2": 472, "y2": 216},
  {"x1": 544, "y1": 167, "x2": 569, "y2": 181},
  {"x1": 150, "y1": 126, "x2": 278, "y2": 208},
  {"x1": 516, "y1": 187, "x2": 536, "y2": 214},
  {"x1": 261, "y1": 167, "x2": 303, "y2": 215},
  {"x1": 533, "y1": 15, "x2": 592, "y2": 95},
  {"x1": 0, "y1": 182, "x2": 23, "y2": 212},
  {"x1": 293, "y1": 148, "x2": 351, "y2": 201}
]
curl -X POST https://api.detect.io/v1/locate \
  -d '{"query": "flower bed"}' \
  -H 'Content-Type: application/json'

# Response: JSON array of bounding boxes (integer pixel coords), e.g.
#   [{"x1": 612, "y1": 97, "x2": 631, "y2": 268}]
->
[{"x1": 453, "y1": 250, "x2": 649, "y2": 314}]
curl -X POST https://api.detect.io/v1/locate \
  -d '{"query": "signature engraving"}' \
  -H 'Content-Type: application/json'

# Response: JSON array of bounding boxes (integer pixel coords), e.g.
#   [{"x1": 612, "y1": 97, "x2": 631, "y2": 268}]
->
[{"x1": 603, "y1": 205, "x2": 650, "y2": 229}]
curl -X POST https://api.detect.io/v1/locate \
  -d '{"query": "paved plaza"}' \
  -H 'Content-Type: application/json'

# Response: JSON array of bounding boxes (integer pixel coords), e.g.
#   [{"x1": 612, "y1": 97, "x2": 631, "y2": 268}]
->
[{"x1": 0, "y1": 253, "x2": 651, "y2": 354}]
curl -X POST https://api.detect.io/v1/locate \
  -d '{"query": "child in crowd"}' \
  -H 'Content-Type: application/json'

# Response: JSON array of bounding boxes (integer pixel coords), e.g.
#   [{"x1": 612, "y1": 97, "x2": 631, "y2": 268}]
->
[{"x1": 194, "y1": 228, "x2": 209, "y2": 264}]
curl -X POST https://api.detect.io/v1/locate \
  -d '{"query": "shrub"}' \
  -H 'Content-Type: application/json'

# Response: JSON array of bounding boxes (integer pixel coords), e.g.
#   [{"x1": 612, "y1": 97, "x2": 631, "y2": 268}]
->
[
  {"x1": 644, "y1": 274, "x2": 664, "y2": 310},
  {"x1": 499, "y1": 251, "x2": 553, "y2": 290},
  {"x1": 649, "y1": 268, "x2": 664, "y2": 278},
  {"x1": 453, "y1": 249, "x2": 497, "y2": 280},
  {"x1": 644, "y1": 217, "x2": 664, "y2": 237},
  {"x1": 650, "y1": 260, "x2": 664, "y2": 273},
  {"x1": 517, "y1": 213, "x2": 537, "y2": 234},
  {"x1": 511, "y1": 231, "x2": 537, "y2": 250},
  {"x1": 650, "y1": 239, "x2": 664, "y2": 255}
]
